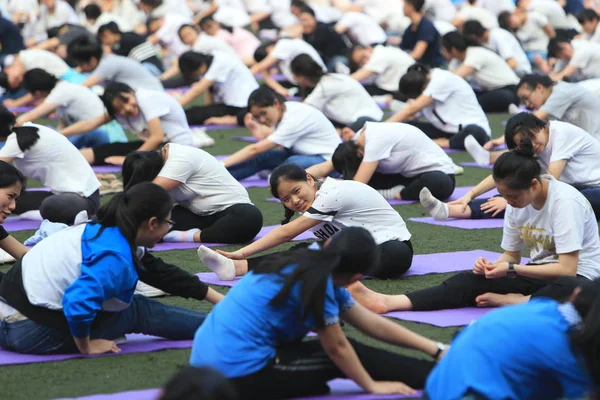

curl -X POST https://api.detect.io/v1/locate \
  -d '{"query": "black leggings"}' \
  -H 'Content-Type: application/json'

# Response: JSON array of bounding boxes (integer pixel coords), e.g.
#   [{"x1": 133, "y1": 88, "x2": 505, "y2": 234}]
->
[
  {"x1": 92, "y1": 141, "x2": 143, "y2": 165},
  {"x1": 368, "y1": 171, "x2": 456, "y2": 201},
  {"x1": 171, "y1": 203, "x2": 263, "y2": 244},
  {"x1": 407, "y1": 272, "x2": 589, "y2": 311},
  {"x1": 406, "y1": 122, "x2": 490, "y2": 150},
  {"x1": 230, "y1": 338, "x2": 434, "y2": 400},
  {"x1": 363, "y1": 85, "x2": 407, "y2": 101},
  {"x1": 247, "y1": 239, "x2": 414, "y2": 278},
  {"x1": 474, "y1": 85, "x2": 519, "y2": 113},
  {"x1": 14, "y1": 190, "x2": 101, "y2": 225},
  {"x1": 185, "y1": 104, "x2": 247, "y2": 126}
]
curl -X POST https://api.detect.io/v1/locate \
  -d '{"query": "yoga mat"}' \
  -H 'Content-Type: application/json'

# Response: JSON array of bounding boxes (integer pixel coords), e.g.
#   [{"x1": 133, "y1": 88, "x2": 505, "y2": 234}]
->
[
  {"x1": 203, "y1": 124, "x2": 240, "y2": 131},
  {"x1": 92, "y1": 165, "x2": 122, "y2": 173},
  {"x1": 0, "y1": 334, "x2": 193, "y2": 366},
  {"x1": 444, "y1": 148, "x2": 460, "y2": 153},
  {"x1": 459, "y1": 162, "x2": 492, "y2": 170},
  {"x1": 55, "y1": 379, "x2": 421, "y2": 400},
  {"x1": 240, "y1": 174, "x2": 269, "y2": 188},
  {"x1": 384, "y1": 308, "x2": 491, "y2": 327},
  {"x1": 409, "y1": 217, "x2": 505, "y2": 229},
  {"x1": 3, "y1": 217, "x2": 42, "y2": 232},
  {"x1": 232, "y1": 135, "x2": 258, "y2": 143},
  {"x1": 254, "y1": 73, "x2": 286, "y2": 81},
  {"x1": 7, "y1": 106, "x2": 34, "y2": 113}
]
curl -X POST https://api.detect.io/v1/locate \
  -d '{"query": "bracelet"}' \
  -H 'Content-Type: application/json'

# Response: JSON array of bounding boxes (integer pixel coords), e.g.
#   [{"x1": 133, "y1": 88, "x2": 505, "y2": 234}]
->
[{"x1": 433, "y1": 342, "x2": 445, "y2": 359}]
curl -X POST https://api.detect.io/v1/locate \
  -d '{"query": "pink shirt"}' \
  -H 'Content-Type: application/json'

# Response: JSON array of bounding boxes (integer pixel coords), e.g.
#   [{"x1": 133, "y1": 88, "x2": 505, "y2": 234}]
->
[{"x1": 215, "y1": 28, "x2": 260, "y2": 59}]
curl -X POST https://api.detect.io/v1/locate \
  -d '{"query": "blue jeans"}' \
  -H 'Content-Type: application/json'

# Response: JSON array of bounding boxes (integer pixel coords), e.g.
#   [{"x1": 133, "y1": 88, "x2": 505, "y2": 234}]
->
[
  {"x1": 0, "y1": 87, "x2": 28, "y2": 102},
  {"x1": 227, "y1": 150, "x2": 327, "y2": 180},
  {"x1": 68, "y1": 128, "x2": 111, "y2": 149},
  {"x1": 285, "y1": 154, "x2": 326, "y2": 169},
  {"x1": 577, "y1": 185, "x2": 600, "y2": 220},
  {"x1": 0, "y1": 295, "x2": 206, "y2": 354},
  {"x1": 142, "y1": 62, "x2": 163, "y2": 77}
]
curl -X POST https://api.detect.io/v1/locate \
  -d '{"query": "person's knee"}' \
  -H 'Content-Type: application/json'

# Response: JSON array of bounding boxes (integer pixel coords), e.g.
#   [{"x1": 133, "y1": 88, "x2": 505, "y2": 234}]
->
[
  {"x1": 463, "y1": 125, "x2": 489, "y2": 146},
  {"x1": 40, "y1": 195, "x2": 86, "y2": 225}
]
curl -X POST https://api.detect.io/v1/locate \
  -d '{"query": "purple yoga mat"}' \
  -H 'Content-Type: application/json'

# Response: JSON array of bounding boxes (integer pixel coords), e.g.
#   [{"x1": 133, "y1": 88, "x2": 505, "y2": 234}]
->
[
  {"x1": 3, "y1": 217, "x2": 42, "y2": 232},
  {"x1": 384, "y1": 308, "x2": 491, "y2": 327},
  {"x1": 408, "y1": 217, "x2": 505, "y2": 230},
  {"x1": 0, "y1": 334, "x2": 193, "y2": 366},
  {"x1": 459, "y1": 162, "x2": 492, "y2": 170},
  {"x1": 92, "y1": 165, "x2": 122, "y2": 173},
  {"x1": 232, "y1": 135, "x2": 259, "y2": 143},
  {"x1": 443, "y1": 148, "x2": 460, "y2": 153},
  {"x1": 240, "y1": 174, "x2": 269, "y2": 188},
  {"x1": 7, "y1": 106, "x2": 34, "y2": 113}
]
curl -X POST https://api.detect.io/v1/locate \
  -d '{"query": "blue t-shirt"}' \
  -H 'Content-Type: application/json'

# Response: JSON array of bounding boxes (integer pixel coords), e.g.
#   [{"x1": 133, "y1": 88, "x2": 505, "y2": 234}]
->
[
  {"x1": 426, "y1": 298, "x2": 592, "y2": 400},
  {"x1": 400, "y1": 17, "x2": 444, "y2": 67},
  {"x1": 0, "y1": 17, "x2": 25, "y2": 56},
  {"x1": 189, "y1": 264, "x2": 355, "y2": 378}
]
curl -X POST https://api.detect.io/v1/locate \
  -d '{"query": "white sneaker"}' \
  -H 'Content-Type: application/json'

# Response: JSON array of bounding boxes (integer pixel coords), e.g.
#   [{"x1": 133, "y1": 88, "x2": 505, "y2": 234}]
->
[
  {"x1": 134, "y1": 281, "x2": 168, "y2": 298},
  {"x1": 0, "y1": 248, "x2": 15, "y2": 264},
  {"x1": 453, "y1": 163, "x2": 464, "y2": 175},
  {"x1": 191, "y1": 128, "x2": 215, "y2": 148}
]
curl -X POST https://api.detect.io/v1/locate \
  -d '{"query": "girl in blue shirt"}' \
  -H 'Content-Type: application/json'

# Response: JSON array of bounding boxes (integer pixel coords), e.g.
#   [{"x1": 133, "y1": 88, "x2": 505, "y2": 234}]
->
[{"x1": 190, "y1": 227, "x2": 444, "y2": 400}]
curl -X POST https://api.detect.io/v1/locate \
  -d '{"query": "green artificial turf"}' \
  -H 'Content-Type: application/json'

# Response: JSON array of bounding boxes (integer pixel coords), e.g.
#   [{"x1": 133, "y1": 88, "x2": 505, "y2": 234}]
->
[{"x1": 1, "y1": 114, "x2": 512, "y2": 399}]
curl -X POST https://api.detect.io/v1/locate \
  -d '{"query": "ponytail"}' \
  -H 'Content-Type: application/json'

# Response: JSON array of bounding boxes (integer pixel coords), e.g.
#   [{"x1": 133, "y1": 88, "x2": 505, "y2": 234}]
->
[
  {"x1": 399, "y1": 63, "x2": 430, "y2": 99},
  {"x1": 0, "y1": 105, "x2": 40, "y2": 150},
  {"x1": 331, "y1": 141, "x2": 363, "y2": 180},
  {"x1": 122, "y1": 150, "x2": 165, "y2": 190}
]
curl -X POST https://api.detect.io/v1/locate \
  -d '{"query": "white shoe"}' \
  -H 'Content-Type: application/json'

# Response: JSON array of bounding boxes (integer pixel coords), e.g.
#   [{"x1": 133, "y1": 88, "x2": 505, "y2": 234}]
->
[
  {"x1": 453, "y1": 163, "x2": 464, "y2": 175},
  {"x1": 134, "y1": 281, "x2": 168, "y2": 298},
  {"x1": 508, "y1": 103, "x2": 522, "y2": 115},
  {"x1": 0, "y1": 248, "x2": 15, "y2": 264},
  {"x1": 191, "y1": 128, "x2": 215, "y2": 148}
]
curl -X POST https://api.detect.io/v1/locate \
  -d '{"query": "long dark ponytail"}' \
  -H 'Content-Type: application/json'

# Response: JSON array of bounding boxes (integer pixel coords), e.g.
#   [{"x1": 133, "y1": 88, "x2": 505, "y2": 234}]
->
[
  {"x1": 0, "y1": 106, "x2": 40, "y2": 151},
  {"x1": 122, "y1": 150, "x2": 165, "y2": 190}
]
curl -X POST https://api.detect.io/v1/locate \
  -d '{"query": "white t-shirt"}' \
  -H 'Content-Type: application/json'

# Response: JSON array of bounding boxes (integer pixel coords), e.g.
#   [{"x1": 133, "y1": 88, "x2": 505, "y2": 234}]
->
[
  {"x1": 45, "y1": 81, "x2": 105, "y2": 125},
  {"x1": 202, "y1": 51, "x2": 258, "y2": 108},
  {"x1": 267, "y1": 102, "x2": 341, "y2": 159},
  {"x1": 155, "y1": 13, "x2": 191, "y2": 56},
  {"x1": 501, "y1": 176, "x2": 600, "y2": 280},
  {"x1": 336, "y1": 12, "x2": 387, "y2": 46},
  {"x1": 422, "y1": 68, "x2": 492, "y2": 135},
  {"x1": 568, "y1": 40, "x2": 600, "y2": 80},
  {"x1": 124, "y1": 89, "x2": 193, "y2": 146},
  {"x1": 462, "y1": 46, "x2": 520, "y2": 90},
  {"x1": 19, "y1": 49, "x2": 69, "y2": 78},
  {"x1": 517, "y1": 11, "x2": 550, "y2": 52},
  {"x1": 578, "y1": 78, "x2": 600, "y2": 97},
  {"x1": 265, "y1": 0, "x2": 298, "y2": 28},
  {"x1": 582, "y1": 28, "x2": 600, "y2": 44},
  {"x1": 303, "y1": 178, "x2": 412, "y2": 244},
  {"x1": 0, "y1": 124, "x2": 100, "y2": 196},
  {"x1": 270, "y1": 39, "x2": 326, "y2": 84},
  {"x1": 456, "y1": 4, "x2": 498, "y2": 29},
  {"x1": 423, "y1": 0, "x2": 456, "y2": 22},
  {"x1": 213, "y1": 0, "x2": 250, "y2": 28},
  {"x1": 361, "y1": 122, "x2": 456, "y2": 176},
  {"x1": 192, "y1": 33, "x2": 236, "y2": 55},
  {"x1": 158, "y1": 143, "x2": 251, "y2": 215},
  {"x1": 363, "y1": 45, "x2": 415, "y2": 92},
  {"x1": 486, "y1": 28, "x2": 532, "y2": 75},
  {"x1": 478, "y1": 0, "x2": 515, "y2": 15},
  {"x1": 528, "y1": 0, "x2": 573, "y2": 29},
  {"x1": 537, "y1": 121, "x2": 600, "y2": 187},
  {"x1": 92, "y1": 54, "x2": 164, "y2": 91},
  {"x1": 304, "y1": 74, "x2": 383, "y2": 125},
  {"x1": 39, "y1": 0, "x2": 78, "y2": 30}
]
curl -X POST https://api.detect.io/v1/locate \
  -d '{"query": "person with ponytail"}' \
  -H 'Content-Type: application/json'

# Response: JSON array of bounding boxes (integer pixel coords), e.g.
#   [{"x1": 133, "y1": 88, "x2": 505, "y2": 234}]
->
[
  {"x1": 197, "y1": 163, "x2": 414, "y2": 280},
  {"x1": 122, "y1": 143, "x2": 263, "y2": 244},
  {"x1": 0, "y1": 105, "x2": 101, "y2": 225},
  {"x1": 0, "y1": 182, "x2": 221, "y2": 355},
  {"x1": 0, "y1": 161, "x2": 30, "y2": 264},
  {"x1": 176, "y1": 50, "x2": 259, "y2": 127},
  {"x1": 290, "y1": 54, "x2": 383, "y2": 133},
  {"x1": 221, "y1": 86, "x2": 341, "y2": 180},
  {"x1": 387, "y1": 63, "x2": 492, "y2": 151},
  {"x1": 191, "y1": 227, "x2": 441, "y2": 399},
  {"x1": 306, "y1": 121, "x2": 456, "y2": 201},
  {"x1": 424, "y1": 278, "x2": 599, "y2": 400},
  {"x1": 349, "y1": 142, "x2": 600, "y2": 314}
]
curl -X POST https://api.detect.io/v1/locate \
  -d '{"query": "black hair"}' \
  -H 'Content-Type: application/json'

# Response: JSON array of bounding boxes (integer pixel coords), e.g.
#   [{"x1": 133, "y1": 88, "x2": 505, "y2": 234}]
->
[
  {"x1": 198, "y1": 16, "x2": 231, "y2": 33},
  {"x1": 122, "y1": 150, "x2": 165, "y2": 190},
  {"x1": 405, "y1": 0, "x2": 425, "y2": 12},
  {"x1": 577, "y1": 8, "x2": 599, "y2": 24},
  {"x1": 290, "y1": 54, "x2": 326, "y2": 85},
  {"x1": 399, "y1": 63, "x2": 430, "y2": 99},
  {"x1": 139, "y1": 0, "x2": 162, "y2": 7},
  {"x1": 498, "y1": 11, "x2": 513, "y2": 32},
  {"x1": 462, "y1": 19, "x2": 487, "y2": 38},
  {"x1": 100, "y1": 81, "x2": 135, "y2": 120},
  {"x1": 83, "y1": 3, "x2": 102, "y2": 20},
  {"x1": 0, "y1": 72, "x2": 9, "y2": 90},
  {"x1": 178, "y1": 23, "x2": 198, "y2": 37},
  {"x1": 442, "y1": 31, "x2": 479, "y2": 53},
  {"x1": 161, "y1": 367, "x2": 238, "y2": 400},
  {"x1": 47, "y1": 26, "x2": 62, "y2": 39},
  {"x1": 97, "y1": 21, "x2": 121, "y2": 36},
  {"x1": 547, "y1": 37, "x2": 570, "y2": 58},
  {"x1": 269, "y1": 163, "x2": 318, "y2": 224},
  {"x1": 253, "y1": 41, "x2": 275, "y2": 63},
  {"x1": 349, "y1": 44, "x2": 369, "y2": 72},
  {"x1": 178, "y1": 51, "x2": 214, "y2": 81},
  {"x1": 516, "y1": 74, "x2": 555, "y2": 91},
  {"x1": 67, "y1": 36, "x2": 103, "y2": 65},
  {"x1": 296, "y1": 2, "x2": 316, "y2": 16},
  {"x1": 253, "y1": 227, "x2": 379, "y2": 329},
  {"x1": 504, "y1": 112, "x2": 547, "y2": 150},
  {"x1": 331, "y1": 141, "x2": 363, "y2": 180},
  {"x1": 0, "y1": 160, "x2": 26, "y2": 196},
  {"x1": 492, "y1": 138, "x2": 541, "y2": 190},
  {"x1": 0, "y1": 105, "x2": 40, "y2": 151},
  {"x1": 146, "y1": 16, "x2": 164, "y2": 33},
  {"x1": 22, "y1": 68, "x2": 58, "y2": 94},
  {"x1": 247, "y1": 85, "x2": 286, "y2": 109}
]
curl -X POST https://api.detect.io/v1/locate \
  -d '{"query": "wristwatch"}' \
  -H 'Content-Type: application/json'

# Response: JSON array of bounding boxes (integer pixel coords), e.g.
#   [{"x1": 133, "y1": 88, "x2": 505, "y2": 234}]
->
[
  {"x1": 507, "y1": 262, "x2": 517, "y2": 278},
  {"x1": 433, "y1": 342, "x2": 445, "y2": 360}
]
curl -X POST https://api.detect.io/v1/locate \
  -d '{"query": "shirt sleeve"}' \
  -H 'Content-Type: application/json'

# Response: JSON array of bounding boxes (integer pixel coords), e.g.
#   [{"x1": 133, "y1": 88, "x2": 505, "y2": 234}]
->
[
  {"x1": 533, "y1": 12, "x2": 549, "y2": 27},
  {"x1": 462, "y1": 48, "x2": 485, "y2": 70},
  {"x1": 0, "y1": 134, "x2": 25, "y2": 158},
  {"x1": 551, "y1": 198, "x2": 585, "y2": 255},
  {"x1": 540, "y1": 85, "x2": 572, "y2": 120},
  {"x1": 321, "y1": 280, "x2": 355, "y2": 327},
  {"x1": 335, "y1": 12, "x2": 356, "y2": 28},
  {"x1": 363, "y1": 46, "x2": 387, "y2": 74},
  {"x1": 202, "y1": 55, "x2": 231, "y2": 83},
  {"x1": 500, "y1": 207, "x2": 525, "y2": 252},
  {"x1": 417, "y1": 20, "x2": 438, "y2": 45},
  {"x1": 303, "y1": 82, "x2": 328, "y2": 110},
  {"x1": 569, "y1": 48, "x2": 590, "y2": 70},
  {"x1": 302, "y1": 184, "x2": 342, "y2": 223},
  {"x1": 267, "y1": 112, "x2": 305, "y2": 148},
  {"x1": 494, "y1": 34, "x2": 516, "y2": 60},
  {"x1": 423, "y1": 73, "x2": 452, "y2": 102},
  {"x1": 549, "y1": 127, "x2": 579, "y2": 162},
  {"x1": 45, "y1": 85, "x2": 70, "y2": 106},
  {"x1": 90, "y1": 57, "x2": 116, "y2": 80},
  {"x1": 270, "y1": 40, "x2": 293, "y2": 61},
  {"x1": 362, "y1": 131, "x2": 393, "y2": 162},
  {"x1": 137, "y1": 93, "x2": 170, "y2": 122},
  {"x1": 157, "y1": 153, "x2": 197, "y2": 184}
]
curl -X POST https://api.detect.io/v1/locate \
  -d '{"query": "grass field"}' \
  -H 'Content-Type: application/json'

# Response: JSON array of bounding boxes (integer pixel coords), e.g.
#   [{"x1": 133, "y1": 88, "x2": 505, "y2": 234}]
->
[{"x1": 1, "y1": 113, "x2": 510, "y2": 400}]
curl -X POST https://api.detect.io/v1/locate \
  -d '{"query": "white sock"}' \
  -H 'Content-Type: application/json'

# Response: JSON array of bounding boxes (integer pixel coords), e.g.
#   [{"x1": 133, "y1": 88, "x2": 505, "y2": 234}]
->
[
  {"x1": 419, "y1": 187, "x2": 449, "y2": 221},
  {"x1": 19, "y1": 210, "x2": 43, "y2": 221},
  {"x1": 464, "y1": 135, "x2": 491, "y2": 166},
  {"x1": 162, "y1": 229, "x2": 200, "y2": 243},
  {"x1": 377, "y1": 185, "x2": 405, "y2": 200},
  {"x1": 197, "y1": 245, "x2": 236, "y2": 281}
]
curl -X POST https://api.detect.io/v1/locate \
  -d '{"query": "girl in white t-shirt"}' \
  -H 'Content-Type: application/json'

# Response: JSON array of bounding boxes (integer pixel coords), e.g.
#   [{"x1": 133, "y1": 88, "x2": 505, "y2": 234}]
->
[
  {"x1": 177, "y1": 51, "x2": 259, "y2": 126},
  {"x1": 308, "y1": 122, "x2": 457, "y2": 201},
  {"x1": 197, "y1": 16, "x2": 261, "y2": 66},
  {"x1": 222, "y1": 86, "x2": 341, "y2": 180},
  {"x1": 0, "y1": 107, "x2": 101, "y2": 225},
  {"x1": 122, "y1": 144, "x2": 263, "y2": 244},
  {"x1": 290, "y1": 54, "x2": 383, "y2": 132},
  {"x1": 387, "y1": 64, "x2": 492, "y2": 150},
  {"x1": 351, "y1": 144, "x2": 600, "y2": 314},
  {"x1": 60, "y1": 82, "x2": 197, "y2": 166},
  {"x1": 333, "y1": 11, "x2": 388, "y2": 46},
  {"x1": 197, "y1": 162, "x2": 415, "y2": 280}
]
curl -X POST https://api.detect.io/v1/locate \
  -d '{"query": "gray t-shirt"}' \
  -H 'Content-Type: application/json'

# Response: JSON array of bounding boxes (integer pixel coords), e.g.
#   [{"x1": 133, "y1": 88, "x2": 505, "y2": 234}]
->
[
  {"x1": 45, "y1": 81, "x2": 105, "y2": 125},
  {"x1": 58, "y1": 25, "x2": 95, "y2": 46},
  {"x1": 540, "y1": 81, "x2": 600, "y2": 142},
  {"x1": 91, "y1": 54, "x2": 163, "y2": 91}
]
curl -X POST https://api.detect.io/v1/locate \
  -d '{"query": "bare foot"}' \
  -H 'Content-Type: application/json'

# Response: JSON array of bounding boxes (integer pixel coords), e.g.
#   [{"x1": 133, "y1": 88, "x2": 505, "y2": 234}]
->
[
  {"x1": 205, "y1": 115, "x2": 237, "y2": 125},
  {"x1": 347, "y1": 281, "x2": 389, "y2": 314},
  {"x1": 475, "y1": 292, "x2": 528, "y2": 307}
]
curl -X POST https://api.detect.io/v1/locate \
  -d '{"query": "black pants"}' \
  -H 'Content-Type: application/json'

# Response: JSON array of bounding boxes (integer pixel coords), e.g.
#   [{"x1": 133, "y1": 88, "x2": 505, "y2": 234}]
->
[
  {"x1": 407, "y1": 272, "x2": 588, "y2": 311},
  {"x1": 92, "y1": 141, "x2": 143, "y2": 165},
  {"x1": 474, "y1": 85, "x2": 519, "y2": 113},
  {"x1": 362, "y1": 85, "x2": 408, "y2": 101},
  {"x1": 247, "y1": 239, "x2": 414, "y2": 278},
  {"x1": 171, "y1": 203, "x2": 263, "y2": 244},
  {"x1": 368, "y1": 171, "x2": 456, "y2": 201},
  {"x1": 406, "y1": 122, "x2": 490, "y2": 150},
  {"x1": 185, "y1": 104, "x2": 247, "y2": 126},
  {"x1": 230, "y1": 338, "x2": 434, "y2": 400},
  {"x1": 14, "y1": 190, "x2": 101, "y2": 225},
  {"x1": 330, "y1": 116, "x2": 380, "y2": 132}
]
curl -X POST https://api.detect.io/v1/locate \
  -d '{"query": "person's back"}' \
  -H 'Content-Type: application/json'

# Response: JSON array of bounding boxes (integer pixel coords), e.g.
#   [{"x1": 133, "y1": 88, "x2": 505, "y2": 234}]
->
[{"x1": 93, "y1": 54, "x2": 163, "y2": 91}]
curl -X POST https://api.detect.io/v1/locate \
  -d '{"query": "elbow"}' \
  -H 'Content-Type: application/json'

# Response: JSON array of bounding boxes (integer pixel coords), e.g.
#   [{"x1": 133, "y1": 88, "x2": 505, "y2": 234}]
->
[{"x1": 323, "y1": 337, "x2": 350, "y2": 359}]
